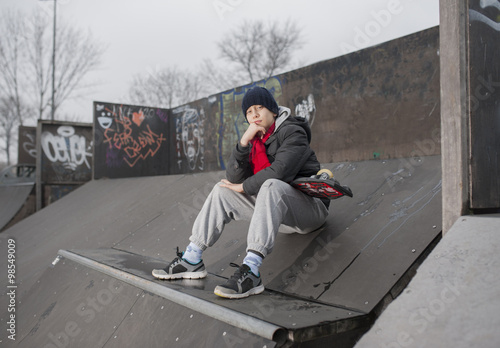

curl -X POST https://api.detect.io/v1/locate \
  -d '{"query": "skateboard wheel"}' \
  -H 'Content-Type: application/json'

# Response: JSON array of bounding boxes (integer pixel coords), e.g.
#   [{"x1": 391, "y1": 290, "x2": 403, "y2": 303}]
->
[{"x1": 317, "y1": 168, "x2": 333, "y2": 179}]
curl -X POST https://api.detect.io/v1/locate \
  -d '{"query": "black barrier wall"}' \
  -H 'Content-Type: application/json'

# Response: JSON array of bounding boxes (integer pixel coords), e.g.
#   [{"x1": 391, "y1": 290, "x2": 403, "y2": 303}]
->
[
  {"x1": 468, "y1": 1, "x2": 500, "y2": 209},
  {"x1": 36, "y1": 120, "x2": 93, "y2": 208},
  {"x1": 37, "y1": 121, "x2": 93, "y2": 183},
  {"x1": 93, "y1": 27, "x2": 440, "y2": 180}
]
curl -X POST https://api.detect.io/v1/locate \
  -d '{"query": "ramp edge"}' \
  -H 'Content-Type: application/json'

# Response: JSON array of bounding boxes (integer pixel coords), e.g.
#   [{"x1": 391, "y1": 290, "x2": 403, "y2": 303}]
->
[{"x1": 57, "y1": 249, "x2": 287, "y2": 345}]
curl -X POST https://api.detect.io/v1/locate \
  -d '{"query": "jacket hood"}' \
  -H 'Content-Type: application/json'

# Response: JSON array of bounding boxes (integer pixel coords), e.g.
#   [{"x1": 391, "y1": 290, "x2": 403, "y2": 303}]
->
[{"x1": 274, "y1": 106, "x2": 313, "y2": 143}]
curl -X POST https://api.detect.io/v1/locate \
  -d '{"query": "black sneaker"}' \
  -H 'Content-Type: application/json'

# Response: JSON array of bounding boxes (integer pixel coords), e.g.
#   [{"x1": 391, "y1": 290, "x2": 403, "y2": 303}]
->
[
  {"x1": 214, "y1": 263, "x2": 264, "y2": 299},
  {"x1": 152, "y1": 247, "x2": 207, "y2": 280}
]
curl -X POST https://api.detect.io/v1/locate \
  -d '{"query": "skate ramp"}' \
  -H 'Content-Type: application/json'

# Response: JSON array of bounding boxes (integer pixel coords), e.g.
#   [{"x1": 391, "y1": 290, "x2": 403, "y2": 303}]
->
[
  {"x1": 1, "y1": 155, "x2": 442, "y2": 346},
  {"x1": 12, "y1": 254, "x2": 280, "y2": 347},
  {"x1": 0, "y1": 183, "x2": 34, "y2": 231}
]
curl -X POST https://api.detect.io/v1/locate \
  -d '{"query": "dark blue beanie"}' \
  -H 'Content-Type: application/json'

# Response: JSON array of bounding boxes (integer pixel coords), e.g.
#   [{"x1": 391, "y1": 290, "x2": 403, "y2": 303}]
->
[{"x1": 241, "y1": 87, "x2": 279, "y2": 116}]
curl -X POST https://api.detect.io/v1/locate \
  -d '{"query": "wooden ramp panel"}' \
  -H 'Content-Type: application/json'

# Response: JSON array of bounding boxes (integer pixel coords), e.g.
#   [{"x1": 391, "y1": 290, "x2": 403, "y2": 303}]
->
[{"x1": 12, "y1": 256, "x2": 277, "y2": 348}]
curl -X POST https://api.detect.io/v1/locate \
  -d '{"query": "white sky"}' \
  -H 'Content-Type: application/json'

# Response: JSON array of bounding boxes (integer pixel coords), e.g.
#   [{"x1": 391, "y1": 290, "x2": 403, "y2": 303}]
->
[{"x1": 2, "y1": 0, "x2": 439, "y2": 124}]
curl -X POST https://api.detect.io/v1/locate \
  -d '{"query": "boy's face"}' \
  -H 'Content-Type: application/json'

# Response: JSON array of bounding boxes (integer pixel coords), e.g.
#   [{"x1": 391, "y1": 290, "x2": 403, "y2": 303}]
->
[{"x1": 245, "y1": 105, "x2": 277, "y2": 131}]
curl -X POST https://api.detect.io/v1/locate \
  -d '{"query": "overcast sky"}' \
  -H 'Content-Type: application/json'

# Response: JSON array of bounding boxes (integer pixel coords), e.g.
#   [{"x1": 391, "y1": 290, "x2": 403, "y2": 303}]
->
[{"x1": 2, "y1": 0, "x2": 439, "y2": 125}]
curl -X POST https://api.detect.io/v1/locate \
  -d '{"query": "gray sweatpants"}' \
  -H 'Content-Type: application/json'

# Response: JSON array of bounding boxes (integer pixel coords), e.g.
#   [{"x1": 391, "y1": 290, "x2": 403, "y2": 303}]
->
[{"x1": 189, "y1": 178, "x2": 329, "y2": 258}]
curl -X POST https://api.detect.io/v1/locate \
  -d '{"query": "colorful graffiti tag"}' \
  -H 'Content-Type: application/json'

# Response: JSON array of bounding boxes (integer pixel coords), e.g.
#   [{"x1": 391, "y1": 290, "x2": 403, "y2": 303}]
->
[{"x1": 94, "y1": 102, "x2": 170, "y2": 179}]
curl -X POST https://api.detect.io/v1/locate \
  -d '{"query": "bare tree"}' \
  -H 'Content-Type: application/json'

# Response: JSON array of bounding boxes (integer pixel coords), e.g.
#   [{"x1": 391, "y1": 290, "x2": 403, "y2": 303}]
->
[
  {"x1": 128, "y1": 67, "x2": 207, "y2": 109},
  {"x1": 0, "y1": 9, "x2": 32, "y2": 165},
  {"x1": 0, "y1": 8, "x2": 104, "y2": 164},
  {"x1": 215, "y1": 19, "x2": 304, "y2": 85},
  {"x1": 262, "y1": 20, "x2": 303, "y2": 78},
  {"x1": 127, "y1": 19, "x2": 303, "y2": 106},
  {"x1": 24, "y1": 11, "x2": 105, "y2": 120},
  {"x1": 198, "y1": 58, "x2": 244, "y2": 94},
  {"x1": 0, "y1": 9, "x2": 30, "y2": 126},
  {"x1": 0, "y1": 97, "x2": 18, "y2": 165}
]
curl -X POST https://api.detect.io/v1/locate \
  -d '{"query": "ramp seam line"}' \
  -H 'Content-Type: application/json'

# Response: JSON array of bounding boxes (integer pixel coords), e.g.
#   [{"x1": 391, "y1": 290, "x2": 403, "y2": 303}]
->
[
  {"x1": 113, "y1": 212, "x2": 164, "y2": 247},
  {"x1": 101, "y1": 289, "x2": 142, "y2": 348},
  {"x1": 315, "y1": 252, "x2": 362, "y2": 304}
]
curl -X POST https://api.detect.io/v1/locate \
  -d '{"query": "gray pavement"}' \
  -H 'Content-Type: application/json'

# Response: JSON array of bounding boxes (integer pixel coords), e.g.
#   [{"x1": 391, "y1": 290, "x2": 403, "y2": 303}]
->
[{"x1": 355, "y1": 214, "x2": 500, "y2": 348}]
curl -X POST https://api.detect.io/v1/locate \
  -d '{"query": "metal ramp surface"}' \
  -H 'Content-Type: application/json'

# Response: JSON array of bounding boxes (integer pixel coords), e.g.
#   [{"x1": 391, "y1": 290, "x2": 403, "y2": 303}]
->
[{"x1": 0, "y1": 156, "x2": 442, "y2": 346}]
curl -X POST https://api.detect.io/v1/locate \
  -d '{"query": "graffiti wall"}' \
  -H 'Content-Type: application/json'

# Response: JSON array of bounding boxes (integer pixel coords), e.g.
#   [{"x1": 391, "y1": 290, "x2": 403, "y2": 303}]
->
[
  {"x1": 468, "y1": 1, "x2": 500, "y2": 209},
  {"x1": 38, "y1": 121, "x2": 93, "y2": 184},
  {"x1": 35, "y1": 121, "x2": 93, "y2": 209},
  {"x1": 170, "y1": 102, "x2": 208, "y2": 174},
  {"x1": 93, "y1": 102, "x2": 170, "y2": 179},
  {"x1": 167, "y1": 77, "x2": 284, "y2": 174},
  {"x1": 94, "y1": 26, "x2": 440, "y2": 179},
  {"x1": 18, "y1": 126, "x2": 37, "y2": 165}
]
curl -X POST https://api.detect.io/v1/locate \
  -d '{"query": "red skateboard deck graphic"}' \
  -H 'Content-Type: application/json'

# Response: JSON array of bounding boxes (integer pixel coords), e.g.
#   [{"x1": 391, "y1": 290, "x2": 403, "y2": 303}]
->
[{"x1": 291, "y1": 169, "x2": 353, "y2": 200}]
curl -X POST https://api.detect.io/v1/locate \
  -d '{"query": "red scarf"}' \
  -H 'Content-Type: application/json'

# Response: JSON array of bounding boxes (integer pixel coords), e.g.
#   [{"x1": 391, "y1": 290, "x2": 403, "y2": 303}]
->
[{"x1": 249, "y1": 123, "x2": 275, "y2": 174}]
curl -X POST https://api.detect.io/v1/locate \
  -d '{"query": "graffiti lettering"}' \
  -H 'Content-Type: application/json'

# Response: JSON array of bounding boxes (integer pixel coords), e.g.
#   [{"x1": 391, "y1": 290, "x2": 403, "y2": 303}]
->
[
  {"x1": 480, "y1": 0, "x2": 500, "y2": 11},
  {"x1": 41, "y1": 126, "x2": 92, "y2": 170},
  {"x1": 103, "y1": 119, "x2": 166, "y2": 168},
  {"x1": 469, "y1": 9, "x2": 500, "y2": 31},
  {"x1": 22, "y1": 131, "x2": 37, "y2": 159},
  {"x1": 295, "y1": 94, "x2": 316, "y2": 126},
  {"x1": 96, "y1": 103, "x2": 169, "y2": 171}
]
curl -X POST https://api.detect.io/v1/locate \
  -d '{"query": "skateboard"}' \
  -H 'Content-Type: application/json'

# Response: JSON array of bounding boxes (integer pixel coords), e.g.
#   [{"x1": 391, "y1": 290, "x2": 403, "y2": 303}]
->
[{"x1": 291, "y1": 169, "x2": 353, "y2": 199}]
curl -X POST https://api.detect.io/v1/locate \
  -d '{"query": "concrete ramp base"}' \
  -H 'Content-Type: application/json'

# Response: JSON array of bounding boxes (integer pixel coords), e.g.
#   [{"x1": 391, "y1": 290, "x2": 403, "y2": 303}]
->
[{"x1": 355, "y1": 214, "x2": 500, "y2": 348}]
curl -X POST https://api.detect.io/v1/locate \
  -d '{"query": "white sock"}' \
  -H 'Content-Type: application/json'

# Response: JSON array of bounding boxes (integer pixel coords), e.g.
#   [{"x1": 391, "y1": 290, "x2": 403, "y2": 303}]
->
[
  {"x1": 183, "y1": 242, "x2": 203, "y2": 264},
  {"x1": 243, "y1": 252, "x2": 263, "y2": 276}
]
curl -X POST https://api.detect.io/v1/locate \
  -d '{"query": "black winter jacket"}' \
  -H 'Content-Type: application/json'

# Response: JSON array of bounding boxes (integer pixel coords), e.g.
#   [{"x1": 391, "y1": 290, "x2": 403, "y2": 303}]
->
[{"x1": 226, "y1": 107, "x2": 329, "y2": 208}]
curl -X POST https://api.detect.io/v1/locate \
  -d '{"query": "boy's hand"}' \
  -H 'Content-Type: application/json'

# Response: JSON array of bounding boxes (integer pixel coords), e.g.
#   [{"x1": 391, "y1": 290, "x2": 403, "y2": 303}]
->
[
  {"x1": 220, "y1": 179, "x2": 245, "y2": 193},
  {"x1": 240, "y1": 123, "x2": 266, "y2": 147}
]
